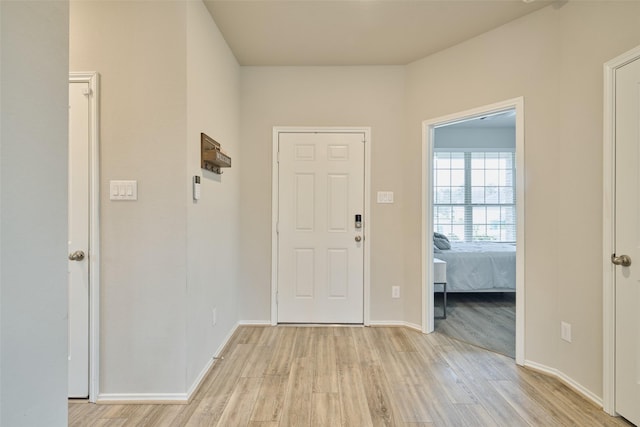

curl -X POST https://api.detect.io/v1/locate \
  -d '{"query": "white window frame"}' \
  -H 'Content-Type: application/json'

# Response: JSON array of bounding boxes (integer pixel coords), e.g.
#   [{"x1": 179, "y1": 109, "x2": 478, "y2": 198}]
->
[{"x1": 433, "y1": 150, "x2": 516, "y2": 243}]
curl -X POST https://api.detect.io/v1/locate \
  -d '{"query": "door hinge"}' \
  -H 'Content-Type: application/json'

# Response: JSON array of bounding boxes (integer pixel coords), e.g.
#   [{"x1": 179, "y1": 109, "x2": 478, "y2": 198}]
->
[
  {"x1": 276, "y1": 221, "x2": 279, "y2": 234},
  {"x1": 276, "y1": 291, "x2": 279, "y2": 305},
  {"x1": 82, "y1": 88, "x2": 92, "y2": 97},
  {"x1": 277, "y1": 151, "x2": 280, "y2": 163}
]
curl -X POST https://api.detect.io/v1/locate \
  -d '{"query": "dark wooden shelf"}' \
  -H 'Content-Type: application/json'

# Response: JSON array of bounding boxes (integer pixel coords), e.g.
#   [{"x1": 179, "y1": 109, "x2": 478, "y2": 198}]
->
[{"x1": 201, "y1": 133, "x2": 231, "y2": 174}]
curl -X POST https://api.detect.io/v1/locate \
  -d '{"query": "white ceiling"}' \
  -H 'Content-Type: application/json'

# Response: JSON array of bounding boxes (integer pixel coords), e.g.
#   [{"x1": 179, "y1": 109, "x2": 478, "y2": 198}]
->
[{"x1": 203, "y1": 0, "x2": 553, "y2": 66}]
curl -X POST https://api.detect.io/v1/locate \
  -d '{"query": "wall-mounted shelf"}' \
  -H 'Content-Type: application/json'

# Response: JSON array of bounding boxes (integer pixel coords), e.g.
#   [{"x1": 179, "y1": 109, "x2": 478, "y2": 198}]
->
[{"x1": 201, "y1": 133, "x2": 231, "y2": 174}]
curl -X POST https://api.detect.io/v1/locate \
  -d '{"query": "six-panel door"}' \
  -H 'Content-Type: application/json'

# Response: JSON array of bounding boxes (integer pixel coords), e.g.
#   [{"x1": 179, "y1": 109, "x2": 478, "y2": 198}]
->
[{"x1": 277, "y1": 132, "x2": 365, "y2": 323}]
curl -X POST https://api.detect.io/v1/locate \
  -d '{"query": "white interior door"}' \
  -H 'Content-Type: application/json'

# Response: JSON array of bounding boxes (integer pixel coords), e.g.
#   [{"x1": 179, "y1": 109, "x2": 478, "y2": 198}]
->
[
  {"x1": 614, "y1": 56, "x2": 640, "y2": 425},
  {"x1": 68, "y1": 81, "x2": 90, "y2": 397},
  {"x1": 277, "y1": 132, "x2": 365, "y2": 323}
]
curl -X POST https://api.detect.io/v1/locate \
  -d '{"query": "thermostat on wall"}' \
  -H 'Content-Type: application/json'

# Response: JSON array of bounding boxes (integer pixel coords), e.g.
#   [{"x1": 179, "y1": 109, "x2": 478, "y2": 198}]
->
[{"x1": 193, "y1": 175, "x2": 201, "y2": 200}]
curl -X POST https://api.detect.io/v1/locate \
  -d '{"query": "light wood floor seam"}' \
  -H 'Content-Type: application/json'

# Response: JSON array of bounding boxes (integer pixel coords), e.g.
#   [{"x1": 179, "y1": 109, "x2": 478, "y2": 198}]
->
[{"x1": 69, "y1": 326, "x2": 631, "y2": 426}]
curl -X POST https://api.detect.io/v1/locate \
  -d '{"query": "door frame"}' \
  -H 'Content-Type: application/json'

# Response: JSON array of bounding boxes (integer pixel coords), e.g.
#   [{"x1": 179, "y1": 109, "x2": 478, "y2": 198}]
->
[
  {"x1": 69, "y1": 71, "x2": 100, "y2": 402},
  {"x1": 421, "y1": 97, "x2": 526, "y2": 366},
  {"x1": 602, "y1": 44, "x2": 640, "y2": 416},
  {"x1": 271, "y1": 126, "x2": 371, "y2": 325}
]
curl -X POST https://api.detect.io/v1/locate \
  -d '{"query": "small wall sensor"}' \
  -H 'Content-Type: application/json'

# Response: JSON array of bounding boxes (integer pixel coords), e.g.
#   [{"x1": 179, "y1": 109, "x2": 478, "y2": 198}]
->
[{"x1": 193, "y1": 176, "x2": 201, "y2": 200}]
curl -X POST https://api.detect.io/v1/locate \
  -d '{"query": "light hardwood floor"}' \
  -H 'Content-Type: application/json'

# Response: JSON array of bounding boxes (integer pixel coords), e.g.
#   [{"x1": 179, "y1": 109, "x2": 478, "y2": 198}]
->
[
  {"x1": 69, "y1": 326, "x2": 631, "y2": 426},
  {"x1": 435, "y1": 292, "x2": 516, "y2": 358}
]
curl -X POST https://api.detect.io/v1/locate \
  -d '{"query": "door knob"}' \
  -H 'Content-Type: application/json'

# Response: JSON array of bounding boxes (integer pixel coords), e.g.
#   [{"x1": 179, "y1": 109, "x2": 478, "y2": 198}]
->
[
  {"x1": 69, "y1": 250, "x2": 85, "y2": 261},
  {"x1": 611, "y1": 254, "x2": 631, "y2": 267},
  {"x1": 355, "y1": 235, "x2": 362, "y2": 242}
]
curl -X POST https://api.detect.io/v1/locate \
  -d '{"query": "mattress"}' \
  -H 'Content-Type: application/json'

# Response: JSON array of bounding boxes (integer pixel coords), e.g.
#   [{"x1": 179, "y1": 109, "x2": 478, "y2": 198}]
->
[{"x1": 434, "y1": 242, "x2": 516, "y2": 292}]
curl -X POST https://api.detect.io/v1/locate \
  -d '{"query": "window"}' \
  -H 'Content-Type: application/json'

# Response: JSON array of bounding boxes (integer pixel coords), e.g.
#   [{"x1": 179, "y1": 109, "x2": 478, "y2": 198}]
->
[{"x1": 434, "y1": 151, "x2": 515, "y2": 242}]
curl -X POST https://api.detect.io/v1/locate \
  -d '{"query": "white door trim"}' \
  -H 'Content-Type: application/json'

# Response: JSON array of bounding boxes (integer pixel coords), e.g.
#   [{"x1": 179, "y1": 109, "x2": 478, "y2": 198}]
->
[
  {"x1": 421, "y1": 97, "x2": 526, "y2": 366},
  {"x1": 602, "y1": 44, "x2": 640, "y2": 416},
  {"x1": 271, "y1": 126, "x2": 371, "y2": 325},
  {"x1": 69, "y1": 71, "x2": 100, "y2": 403}
]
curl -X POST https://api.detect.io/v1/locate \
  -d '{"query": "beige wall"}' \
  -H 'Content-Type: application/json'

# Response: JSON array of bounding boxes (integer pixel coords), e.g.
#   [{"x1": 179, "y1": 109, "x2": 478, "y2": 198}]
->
[
  {"x1": 239, "y1": 1, "x2": 640, "y2": 401},
  {"x1": 405, "y1": 1, "x2": 640, "y2": 397},
  {"x1": 239, "y1": 66, "x2": 407, "y2": 323},
  {"x1": 405, "y1": 0, "x2": 564, "y2": 356},
  {"x1": 1, "y1": 1, "x2": 69, "y2": 424},
  {"x1": 186, "y1": 0, "x2": 240, "y2": 387},
  {"x1": 71, "y1": 0, "x2": 189, "y2": 394},
  {"x1": 553, "y1": 1, "x2": 640, "y2": 393},
  {"x1": 66, "y1": 0, "x2": 640, "y2": 405},
  {"x1": 70, "y1": 0, "x2": 240, "y2": 396}
]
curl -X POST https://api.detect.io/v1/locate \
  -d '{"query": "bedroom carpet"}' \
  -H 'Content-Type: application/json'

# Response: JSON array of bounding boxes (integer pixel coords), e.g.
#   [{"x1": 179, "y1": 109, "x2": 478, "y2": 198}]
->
[{"x1": 434, "y1": 292, "x2": 516, "y2": 358}]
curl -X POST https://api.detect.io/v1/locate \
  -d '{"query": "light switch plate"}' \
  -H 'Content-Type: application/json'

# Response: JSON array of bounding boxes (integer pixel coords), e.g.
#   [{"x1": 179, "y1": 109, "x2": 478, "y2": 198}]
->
[
  {"x1": 377, "y1": 191, "x2": 394, "y2": 204},
  {"x1": 110, "y1": 180, "x2": 138, "y2": 201},
  {"x1": 561, "y1": 321, "x2": 572, "y2": 343},
  {"x1": 392, "y1": 286, "x2": 400, "y2": 298}
]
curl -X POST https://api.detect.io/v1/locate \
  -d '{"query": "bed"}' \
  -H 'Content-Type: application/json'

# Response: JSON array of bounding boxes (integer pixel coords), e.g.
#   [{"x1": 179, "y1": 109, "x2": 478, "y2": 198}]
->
[{"x1": 434, "y1": 242, "x2": 516, "y2": 292}]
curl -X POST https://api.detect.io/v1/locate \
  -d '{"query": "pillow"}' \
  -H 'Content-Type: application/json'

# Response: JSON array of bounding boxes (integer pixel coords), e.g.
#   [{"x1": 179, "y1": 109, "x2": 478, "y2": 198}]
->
[
  {"x1": 433, "y1": 245, "x2": 441, "y2": 253},
  {"x1": 433, "y1": 232, "x2": 451, "y2": 250},
  {"x1": 434, "y1": 232, "x2": 449, "y2": 241}
]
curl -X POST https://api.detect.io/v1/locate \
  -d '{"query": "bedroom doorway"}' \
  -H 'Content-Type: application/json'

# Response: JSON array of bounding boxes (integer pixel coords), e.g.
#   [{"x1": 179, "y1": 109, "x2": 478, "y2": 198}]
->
[{"x1": 422, "y1": 98, "x2": 525, "y2": 365}]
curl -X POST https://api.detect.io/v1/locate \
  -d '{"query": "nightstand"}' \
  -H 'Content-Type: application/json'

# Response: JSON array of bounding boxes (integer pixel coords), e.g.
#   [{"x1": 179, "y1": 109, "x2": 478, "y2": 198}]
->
[{"x1": 434, "y1": 258, "x2": 447, "y2": 319}]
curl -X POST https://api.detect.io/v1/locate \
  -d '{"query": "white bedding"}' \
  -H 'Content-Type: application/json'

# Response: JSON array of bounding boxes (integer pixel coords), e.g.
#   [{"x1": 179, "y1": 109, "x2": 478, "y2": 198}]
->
[{"x1": 435, "y1": 242, "x2": 516, "y2": 292}]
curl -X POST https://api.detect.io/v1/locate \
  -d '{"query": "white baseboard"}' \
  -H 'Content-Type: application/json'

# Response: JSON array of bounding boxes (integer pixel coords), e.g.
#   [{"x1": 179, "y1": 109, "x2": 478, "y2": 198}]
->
[
  {"x1": 238, "y1": 319, "x2": 425, "y2": 330},
  {"x1": 97, "y1": 322, "x2": 242, "y2": 405},
  {"x1": 186, "y1": 357, "x2": 216, "y2": 402},
  {"x1": 96, "y1": 393, "x2": 188, "y2": 404},
  {"x1": 524, "y1": 360, "x2": 603, "y2": 408},
  {"x1": 368, "y1": 320, "x2": 422, "y2": 331},
  {"x1": 214, "y1": 322, "x2": 241, "y2": 358},
  {"x1": 186, "y1": 322, "x2": 241, "y2": 400},
  {"x1": 187, "y1": 323, "x2": 239, "y2": 401},
  {"x1": 238, "y1": 320, "x2": 272, "y2": 325}
]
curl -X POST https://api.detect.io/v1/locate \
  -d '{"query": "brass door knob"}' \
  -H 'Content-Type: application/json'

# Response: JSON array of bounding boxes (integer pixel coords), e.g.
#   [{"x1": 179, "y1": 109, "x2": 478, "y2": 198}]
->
[
  {"x1": 611, "y1": 254, "x2": 631, "y2": 267},
  {"x1": 69, "y1": 250, "x2": 85, "y2": 261}
]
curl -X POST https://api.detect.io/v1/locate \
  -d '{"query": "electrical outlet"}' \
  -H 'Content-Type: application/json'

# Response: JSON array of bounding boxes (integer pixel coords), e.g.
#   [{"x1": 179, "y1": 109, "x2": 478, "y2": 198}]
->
[
  {"x1": 561, "y1": 321, "x2": 572, "y2": 343},
  {"x1": 392, "y1": 286, "x2": 400, "y2": 299},
  {"x1": 212, "y1": 307, "x2": 217, "y2": 326}
]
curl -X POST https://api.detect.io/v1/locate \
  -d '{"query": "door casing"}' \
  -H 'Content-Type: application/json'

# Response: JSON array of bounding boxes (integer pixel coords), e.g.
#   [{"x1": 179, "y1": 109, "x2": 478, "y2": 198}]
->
[
  {"x1": 69, "y1": 71, "x2": 100, "y2": 402},
  {"x1": 602, "y1": 44, "x2": 640, "y2": 416},
  {"x1": 421, "y1": 97, "x2": 526, "y2": 366},
  {"x1": 271, "y1": 127, "x2": 371, "y2": 325}
]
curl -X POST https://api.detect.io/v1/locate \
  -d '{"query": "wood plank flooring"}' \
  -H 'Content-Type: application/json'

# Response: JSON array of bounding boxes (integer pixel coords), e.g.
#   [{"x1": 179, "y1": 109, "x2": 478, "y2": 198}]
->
[
  {"x1": 69, "y1": 326, "x2": 631, "y2": 426},
  {"x1": 435, "y1": 292, "x2": 516, "y2": 358}
]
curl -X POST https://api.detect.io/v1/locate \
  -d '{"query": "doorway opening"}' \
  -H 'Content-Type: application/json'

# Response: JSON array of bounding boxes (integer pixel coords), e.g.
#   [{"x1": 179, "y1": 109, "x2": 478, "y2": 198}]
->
[{"x1": 422, "y1": 98, "x2": 525, "y2": 365}]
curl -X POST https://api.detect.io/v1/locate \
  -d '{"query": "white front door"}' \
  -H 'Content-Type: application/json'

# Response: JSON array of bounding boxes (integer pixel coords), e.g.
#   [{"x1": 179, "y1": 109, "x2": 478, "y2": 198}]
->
[
  {"x1": 614, "y1": 55, "x2": 640, "y2": 425},
  {"x1": 68, "y1": 81, "x2": 90, "y2": 397},
  {"x1": 277, "y1": 132, "x2": 365, "y2": 323}
]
